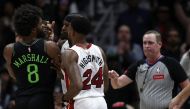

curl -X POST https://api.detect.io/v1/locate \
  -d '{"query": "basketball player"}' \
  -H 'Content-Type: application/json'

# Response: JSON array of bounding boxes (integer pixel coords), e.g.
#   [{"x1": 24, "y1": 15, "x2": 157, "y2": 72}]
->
[
  {"x1": 60, "y1": 13, "x2": 85, "y2": 96},
  {"x1": 61, "y1": 14, "x2": 109, "y2": 109},
  {"x1": 3, "y1": 4, "x2": 61, "y2": 109},
  {"x1": 58, "y1": 14, "x2": 85, "y2": 109}
]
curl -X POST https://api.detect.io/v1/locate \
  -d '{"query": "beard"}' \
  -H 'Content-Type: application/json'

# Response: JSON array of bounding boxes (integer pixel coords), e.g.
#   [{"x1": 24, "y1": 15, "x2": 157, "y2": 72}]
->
[
  {"x1": 37, "y1": 29, "x2": 46, "y2": 39},
  {"x1": 60, "y1": 31, "x2": 72, "y2": 46},
  {"x1": 168, "y1": 41, "x2": 180, "y2": 47},
  {"x1": 60, "y1": 31, "x2": 68, "y2": 40}
]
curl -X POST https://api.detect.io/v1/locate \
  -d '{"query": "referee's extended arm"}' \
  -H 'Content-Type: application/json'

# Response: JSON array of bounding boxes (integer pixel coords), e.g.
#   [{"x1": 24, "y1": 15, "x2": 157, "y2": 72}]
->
[{"x1": 108, "y1": 70, "x2": 133, "y2": 89}]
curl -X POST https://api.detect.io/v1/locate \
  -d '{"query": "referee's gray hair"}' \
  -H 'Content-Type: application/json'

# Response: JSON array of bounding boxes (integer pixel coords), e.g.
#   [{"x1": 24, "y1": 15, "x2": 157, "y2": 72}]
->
[{"x1": 144, "y1": 30, "x2": 162, "y2": 43}]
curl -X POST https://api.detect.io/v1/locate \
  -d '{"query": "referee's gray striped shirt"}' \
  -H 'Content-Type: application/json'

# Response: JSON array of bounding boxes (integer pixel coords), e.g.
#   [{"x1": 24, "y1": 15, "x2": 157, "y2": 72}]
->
[{"x1": 125, "y1": 56, "x2": 187, "y2": 109}]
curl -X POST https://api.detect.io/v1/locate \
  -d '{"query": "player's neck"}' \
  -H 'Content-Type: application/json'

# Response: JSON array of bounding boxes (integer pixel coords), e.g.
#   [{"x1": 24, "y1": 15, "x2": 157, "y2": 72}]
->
[
  {"x1": 73, "y1": 39, "x2": 90, "y2": 49},
  {"x1": 18, "y1": 35, "x2": 36, "y2": 44},
  {"x1": 72, "y1": 37, "x2": 86, "y2": 45}
]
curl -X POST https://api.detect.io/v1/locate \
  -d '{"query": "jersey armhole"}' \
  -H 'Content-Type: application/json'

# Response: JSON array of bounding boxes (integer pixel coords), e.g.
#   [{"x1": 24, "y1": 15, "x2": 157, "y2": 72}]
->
[
  {"x1": 44, "y1": 40, "x2": 47, "y2": 54},
  {"x1": 12, "y1": 43, "x2": 15, "y2": 56}
]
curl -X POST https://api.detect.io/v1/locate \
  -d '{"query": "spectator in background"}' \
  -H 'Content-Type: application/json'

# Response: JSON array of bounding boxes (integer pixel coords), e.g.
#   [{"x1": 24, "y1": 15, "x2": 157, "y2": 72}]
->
[
  {"x1": 35, "y1": 0, "x2": 54, "y2": 21},
  {"x1": 162, "y1": 27, "x2": 182, "y2": 61},
  {"x1": 54, "y1": 0, "x2": 70, "y2": 40},
  {"x1": 174, "y1": 0, "x2": 190, "y2": 53},
  {"x1": 116, "y1": 24, "x2": 143, "y2": 69},
  {"x1": 0, "y1": 1, "x2": 15, "y2": 70},
  {"x1": 116, "y1": 0, "x2": 151, "y2": 44},
  {"x1": 152, "y1": 5, "x2": 175, "y2": 46},
  {"x1": 106, "y1": 24, "x2": 142, "y2": 109},
  {"x1": 178, "y1": 48, "x2": 190, "y2": 109},
  {"x1": 180, "y1": 49, "x2": 190, "y2": 78},
  {"x1": 0, "y1": 68, "x2": 16, "y2": 109}
]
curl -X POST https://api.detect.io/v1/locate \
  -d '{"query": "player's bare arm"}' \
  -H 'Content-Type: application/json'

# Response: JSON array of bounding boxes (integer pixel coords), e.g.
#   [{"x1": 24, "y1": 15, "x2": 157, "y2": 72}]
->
[
  {"x1": 108, "y1": 70, "x2": 133, "y2": 89},
  {"x1": 46, "y1": 41, "x2": 63, "y2": 78},
  {"x1": 61, "y1": 49, "x2": 82, "y2": 101},
  {"x1": 3, "y1": 43, "x2": 16, "y2": 80},
  {"x1": 98, "y1": 47, "x2": 109, "y2": 92}
]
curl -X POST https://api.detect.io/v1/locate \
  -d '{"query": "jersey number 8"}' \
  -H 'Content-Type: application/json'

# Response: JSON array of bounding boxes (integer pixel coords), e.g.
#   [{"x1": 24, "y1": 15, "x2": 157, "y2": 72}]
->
[{"x1": 27, "y1": 64, "x2": 39, "y2": 83}]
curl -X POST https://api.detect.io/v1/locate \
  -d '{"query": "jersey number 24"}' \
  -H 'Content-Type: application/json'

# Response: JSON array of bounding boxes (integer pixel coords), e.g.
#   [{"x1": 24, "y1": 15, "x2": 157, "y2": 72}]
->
[{"x1": 82, "y1": 67, "x2": 103, "y2": 90}]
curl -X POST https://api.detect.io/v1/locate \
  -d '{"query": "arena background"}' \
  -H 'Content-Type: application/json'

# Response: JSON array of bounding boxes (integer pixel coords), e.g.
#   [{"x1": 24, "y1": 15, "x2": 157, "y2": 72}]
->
[{"x1": 1, "y1": 0, "x2": 190, "y2": 109}]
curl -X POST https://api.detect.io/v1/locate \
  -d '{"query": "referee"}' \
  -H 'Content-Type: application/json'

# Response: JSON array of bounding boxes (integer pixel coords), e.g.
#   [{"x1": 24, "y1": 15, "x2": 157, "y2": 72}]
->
[{"x1": 109, "y1": 30, "x2": 189, "y2": 109}]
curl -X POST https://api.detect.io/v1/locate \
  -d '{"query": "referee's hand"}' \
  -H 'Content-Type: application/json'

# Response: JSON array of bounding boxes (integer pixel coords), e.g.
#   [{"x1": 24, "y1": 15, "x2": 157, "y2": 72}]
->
[
  {"x1": 169, "y1": 97, "x2": 182, "y2": 109},
  {"x1": 108, "y1": 70, "x2": 119, "y2": 79}
]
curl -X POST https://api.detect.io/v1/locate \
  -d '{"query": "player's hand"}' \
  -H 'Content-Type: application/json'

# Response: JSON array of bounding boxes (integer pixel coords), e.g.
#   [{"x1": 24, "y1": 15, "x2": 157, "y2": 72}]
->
[
  {"x1": 42, "y1": 20, "x2": 55, "y2": 40},
  {"x1": 108, "y1": 70, "x2": 119, "y2": 79}
]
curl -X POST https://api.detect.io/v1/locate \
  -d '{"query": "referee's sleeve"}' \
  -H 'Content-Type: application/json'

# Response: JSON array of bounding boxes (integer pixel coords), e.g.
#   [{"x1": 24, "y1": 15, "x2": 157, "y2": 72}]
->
[
  {"x1": 124, "y1": 62, "x2": 138, "y2": 80},
  {"x1": 165, "y1": 57, "x2": 188, "y2": 84}
]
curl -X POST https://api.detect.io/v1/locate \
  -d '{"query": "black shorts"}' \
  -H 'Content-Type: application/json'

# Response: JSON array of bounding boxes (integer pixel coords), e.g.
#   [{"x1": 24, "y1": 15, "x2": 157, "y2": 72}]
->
[{"x1": 15, "y1": 93, "x2": 54, "y2": 109}]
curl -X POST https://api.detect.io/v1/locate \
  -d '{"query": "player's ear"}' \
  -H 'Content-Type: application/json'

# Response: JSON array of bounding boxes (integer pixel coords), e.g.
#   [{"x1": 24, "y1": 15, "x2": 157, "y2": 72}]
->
[
  {"x1": 31, "y1": 28, "x2": 36, "y2": 34},
  {"x1": 70, "y1": 26, "x2": 75, "y2": 36}
]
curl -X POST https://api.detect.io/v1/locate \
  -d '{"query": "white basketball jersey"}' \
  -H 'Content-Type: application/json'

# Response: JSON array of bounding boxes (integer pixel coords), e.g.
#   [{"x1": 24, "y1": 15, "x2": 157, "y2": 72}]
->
[
  {"x1": 61, "y1": 40, "x2": 70, "y2": 94},
  {"x1": 70, "y1": 44, "x2": 105, "y2": 100}
]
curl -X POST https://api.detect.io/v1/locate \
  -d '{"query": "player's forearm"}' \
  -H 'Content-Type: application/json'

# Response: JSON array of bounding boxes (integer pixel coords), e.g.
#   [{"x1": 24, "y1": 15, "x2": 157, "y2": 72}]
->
[{"x1": 63, "y1": 83, "x2": 82, "y2": 101}]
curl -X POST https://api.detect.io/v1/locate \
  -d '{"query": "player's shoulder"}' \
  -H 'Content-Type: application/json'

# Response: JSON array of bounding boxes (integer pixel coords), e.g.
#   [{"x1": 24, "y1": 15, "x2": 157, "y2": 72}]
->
[
  {"x1": 45, "y1": 40, "x2": 59, "y2": 50},
  {"x1": 5, "y1": 43, "x2": 14, "y2": 48},
  {"x1": 44, "y1": 40, "x2": 60, "y2": 58},
  {"x1": 3, "y1": 43, "x2": 15, "y2": 57},
  {"x1": 62, "y1": 49, "x2": 78, "y2": 62},
  {"x1": 45, "y1": 40, "x2": 57, "y2": 46},
  {"x1": 4, "y1": 43, "x2": 14, "y2": 52},
  {"x1": 63, "y1": 48, "x2": 78, "y2": 56}
]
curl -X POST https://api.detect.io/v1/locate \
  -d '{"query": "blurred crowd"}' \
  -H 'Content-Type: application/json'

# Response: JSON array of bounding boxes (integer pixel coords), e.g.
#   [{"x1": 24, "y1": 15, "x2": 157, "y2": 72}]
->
[{"x1": 1, "y1": 0, "x2": 190, "y2": 109}]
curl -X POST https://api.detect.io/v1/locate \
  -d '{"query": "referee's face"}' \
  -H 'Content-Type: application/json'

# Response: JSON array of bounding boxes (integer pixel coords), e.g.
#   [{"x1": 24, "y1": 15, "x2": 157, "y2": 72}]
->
[{"x1": 143, "y1": 33, "x2": 161, "y2": 59}]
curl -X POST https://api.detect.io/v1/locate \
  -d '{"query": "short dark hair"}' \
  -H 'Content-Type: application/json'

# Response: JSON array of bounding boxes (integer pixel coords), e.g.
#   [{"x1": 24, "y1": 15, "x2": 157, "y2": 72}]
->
[
  {"x1": 144, "y1": 30, "x2": 162, "y2": 43},
  {"x1": 64, "y1": 13, "x2": 84, "y2": 22},
  {"x1": 13, "y1": 4, "x2": 42, "y2": 36},
  {"x1": 70, "y1": 16, "x2": 91, "y2": 35}
]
